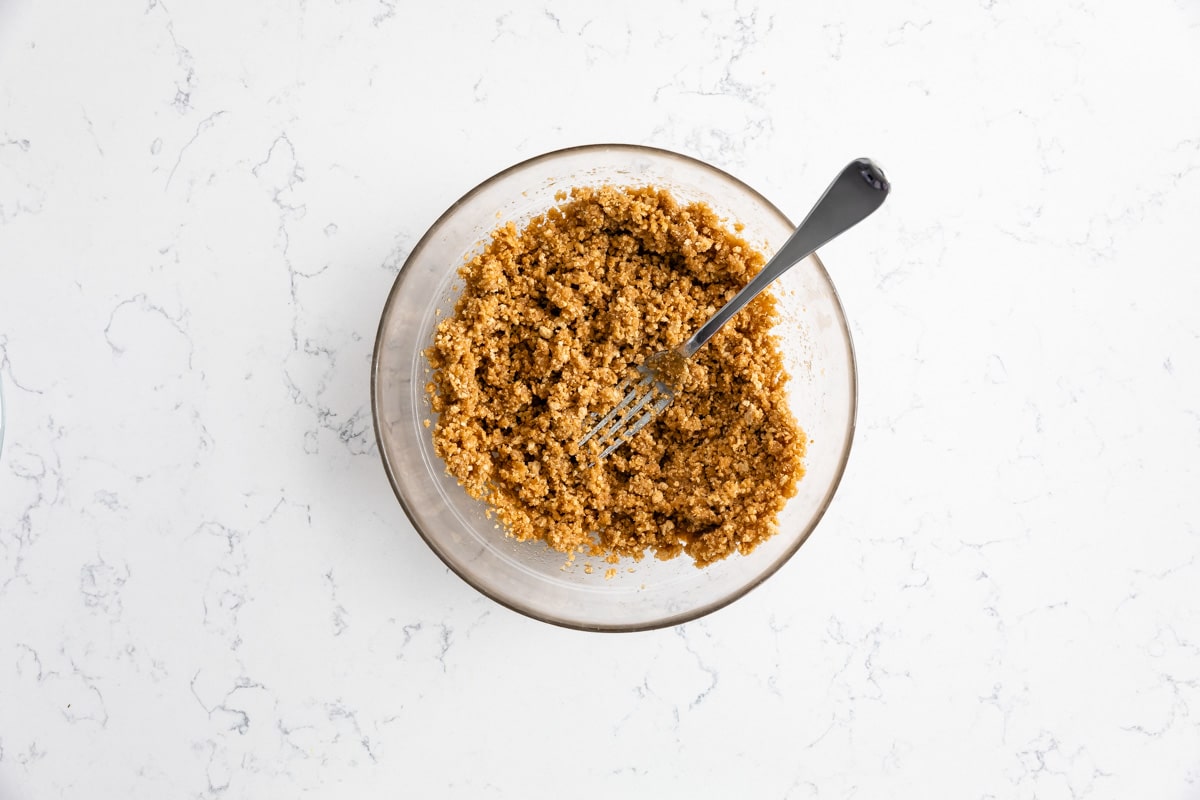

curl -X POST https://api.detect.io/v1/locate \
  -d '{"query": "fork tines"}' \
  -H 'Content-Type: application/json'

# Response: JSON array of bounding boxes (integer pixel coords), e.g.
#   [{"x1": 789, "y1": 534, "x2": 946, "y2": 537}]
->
[{"x1": 578, "y1": 367, "x2": 674, "y2": 464}]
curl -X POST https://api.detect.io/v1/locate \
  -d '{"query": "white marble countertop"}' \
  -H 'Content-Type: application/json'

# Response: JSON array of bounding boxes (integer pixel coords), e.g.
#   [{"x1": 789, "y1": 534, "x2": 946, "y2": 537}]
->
[{"x1": 3, "y1": 0, "x2": 1199, "y2": 797}]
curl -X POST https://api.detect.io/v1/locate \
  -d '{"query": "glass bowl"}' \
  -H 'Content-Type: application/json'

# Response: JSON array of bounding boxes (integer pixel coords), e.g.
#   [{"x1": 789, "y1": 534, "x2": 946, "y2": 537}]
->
[{"x1": 371, "y1": 144, "x2": 856, "y2": 631}]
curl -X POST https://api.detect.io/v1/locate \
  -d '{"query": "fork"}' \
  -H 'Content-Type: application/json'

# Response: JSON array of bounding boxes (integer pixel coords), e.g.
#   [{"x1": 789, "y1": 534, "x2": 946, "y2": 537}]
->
[{"x1": 578, "y1": 158, "x2": 891, "y2": 463}]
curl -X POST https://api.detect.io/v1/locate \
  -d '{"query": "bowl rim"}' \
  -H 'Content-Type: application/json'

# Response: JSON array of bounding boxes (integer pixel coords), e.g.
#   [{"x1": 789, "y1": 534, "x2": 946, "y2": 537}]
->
[{"x1": 370, "y1": 142, "x2": 858, "y2": 632}]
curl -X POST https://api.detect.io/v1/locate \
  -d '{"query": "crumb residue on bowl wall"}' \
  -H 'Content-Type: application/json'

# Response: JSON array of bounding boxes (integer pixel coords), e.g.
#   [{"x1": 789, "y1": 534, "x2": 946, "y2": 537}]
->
[{"x1": 424, "y1": 185, "x2": 807, "y2": 568}]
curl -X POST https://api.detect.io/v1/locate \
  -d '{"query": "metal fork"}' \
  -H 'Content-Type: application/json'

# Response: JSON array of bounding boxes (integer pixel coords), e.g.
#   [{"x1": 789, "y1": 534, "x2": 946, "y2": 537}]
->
[{"x1": 578, "y1": 158, "x2": 891, "y2": 463}]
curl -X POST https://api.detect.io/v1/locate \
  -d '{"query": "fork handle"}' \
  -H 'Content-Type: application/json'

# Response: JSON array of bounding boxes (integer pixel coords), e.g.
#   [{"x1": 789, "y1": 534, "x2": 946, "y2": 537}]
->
[{"x1": 678, "y1": 158, "x2": 890, "y2": 358}]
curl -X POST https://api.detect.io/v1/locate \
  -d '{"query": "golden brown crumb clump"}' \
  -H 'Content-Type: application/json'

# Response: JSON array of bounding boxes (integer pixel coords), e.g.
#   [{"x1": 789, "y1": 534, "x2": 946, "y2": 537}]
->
[{"x1": 425, "y1": 185, "x2": 806, "y2": 567}]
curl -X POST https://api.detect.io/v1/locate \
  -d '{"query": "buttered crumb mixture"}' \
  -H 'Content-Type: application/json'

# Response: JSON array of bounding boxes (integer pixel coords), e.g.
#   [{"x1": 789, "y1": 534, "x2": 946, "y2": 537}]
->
[{"x1": 425, "y1": 185, "x2": 806, "y2": 567}]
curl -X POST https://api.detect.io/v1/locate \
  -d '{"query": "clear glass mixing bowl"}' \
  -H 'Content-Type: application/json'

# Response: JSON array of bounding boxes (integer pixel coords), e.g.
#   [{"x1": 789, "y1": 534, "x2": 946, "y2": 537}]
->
[{"x1": 371, "y1": 144, "x2": 857, "y2": 631}]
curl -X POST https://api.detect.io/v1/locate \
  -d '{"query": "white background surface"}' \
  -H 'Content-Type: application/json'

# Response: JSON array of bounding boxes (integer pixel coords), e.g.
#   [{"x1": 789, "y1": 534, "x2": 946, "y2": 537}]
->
[{"x1": 2, "y1": 0, "x2": 1199, "y2": 797}]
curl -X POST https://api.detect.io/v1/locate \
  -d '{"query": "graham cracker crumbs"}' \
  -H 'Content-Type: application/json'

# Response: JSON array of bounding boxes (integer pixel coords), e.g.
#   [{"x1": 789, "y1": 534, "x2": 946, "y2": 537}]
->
[
  {"x1": 605, "y1": 568, "x2": 618, "y2": 580},
  {"x1": 426, "y1": 185, "x2": 806, "y2": 567}
]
